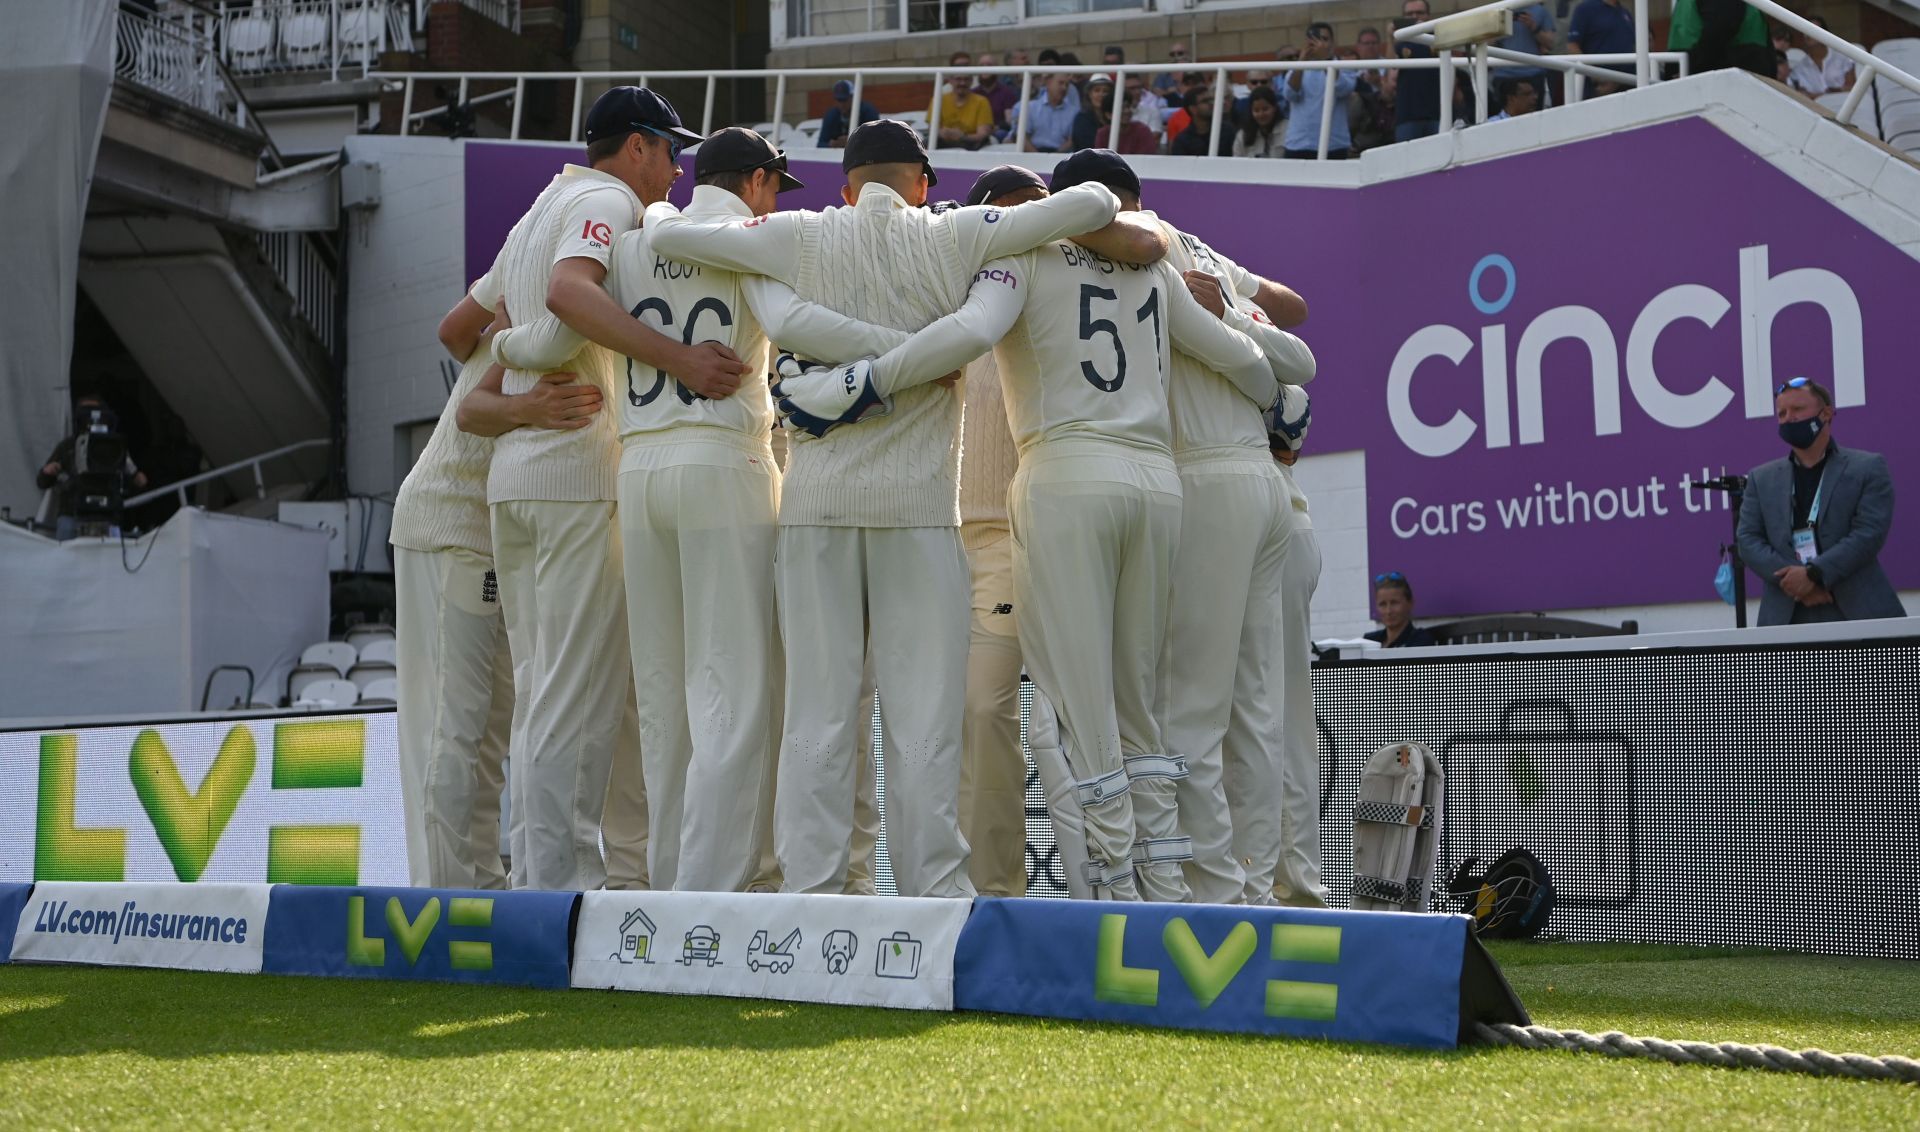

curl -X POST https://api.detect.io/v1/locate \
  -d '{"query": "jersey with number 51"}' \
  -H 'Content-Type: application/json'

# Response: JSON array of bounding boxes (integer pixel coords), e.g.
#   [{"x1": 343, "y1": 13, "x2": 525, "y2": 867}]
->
[{"x1": 981, "y1": 242, "x2": 1276, "y2": 456}]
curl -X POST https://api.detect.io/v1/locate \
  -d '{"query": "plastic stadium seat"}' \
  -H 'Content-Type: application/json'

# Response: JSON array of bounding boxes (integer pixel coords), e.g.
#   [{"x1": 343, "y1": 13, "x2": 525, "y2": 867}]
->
[
  {"x1": 300, "y1": 640, "x2": 358, "y2": 676},
  {"x1": 358, "y1": 677, "x2": 398, "y2": 706},
  {"x1": 227, "y1": 12, "x2": 275, "y2": 72},
  {"x1": 344, "y1": 622, "x2": 396, "y2": 650},
  {"x1": 281, "y1": 11, "x2": 328, "y2": 69},
  {"x1": 357, "y1": 637, "x2": 399, "y2": 666},
  {"x1": 346, "y1": 661, "x2": 398, "y2": 692},
  {"x1": 287, "y1": 665, "x2": 341, "y2": 702},
  {"x1": 295, "y1": 678, "x2": 360, "y2": 708}
]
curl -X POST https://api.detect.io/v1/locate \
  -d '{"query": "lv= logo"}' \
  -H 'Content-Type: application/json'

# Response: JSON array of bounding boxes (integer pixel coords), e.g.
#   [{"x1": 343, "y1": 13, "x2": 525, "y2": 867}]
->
[
  {"x1": 1094, "y1": 914, "x2": 1342, "y2": 1021},
  {"x1": 348, "y1": 896, "x2": 494, "y2": 971}
]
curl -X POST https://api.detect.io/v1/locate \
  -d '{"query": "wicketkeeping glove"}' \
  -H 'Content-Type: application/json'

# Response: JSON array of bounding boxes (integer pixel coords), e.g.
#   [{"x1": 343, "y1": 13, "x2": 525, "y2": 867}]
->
[
  {"x1": 1269, "y1": 384, "x2": 1311, "y2": 452},
  {"x1": 771, "y1": 353, "x2": 889, "y2": 438}
]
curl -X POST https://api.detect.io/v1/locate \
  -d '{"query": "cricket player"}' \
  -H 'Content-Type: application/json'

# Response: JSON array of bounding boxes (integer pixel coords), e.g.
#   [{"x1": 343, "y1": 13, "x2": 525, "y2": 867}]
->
[
  {"x1": 778, "y1": 149, "x2": 1277, "y2": 901},
  {"x1": 1264, "y1": 384, "x2": 1327, "y2": 906},
  {"x1": 389, "y1": 274, "x2": 581, "y2": 889},
  {"x1": 644, "y1": 122, "x2": 1166, "y2": 897},
  {"x1": 455, "y1": 86, "x2": 734, "y2": 892},
  {"x1": 489, "y1": 127, "x2": 918, "y2": 893},
  {"x1": 1144, "y1": 220, "x2": 1317, "y2": 904}
]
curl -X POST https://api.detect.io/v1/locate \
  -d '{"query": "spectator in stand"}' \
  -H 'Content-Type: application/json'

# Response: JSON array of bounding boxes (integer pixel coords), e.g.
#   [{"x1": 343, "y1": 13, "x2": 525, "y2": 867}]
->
[
  {"x1": 1037, "y1": 48, "x2": 1060, "y2": 67},
  {"x1": 1169, "y1": 85, "x2": 1222, "y2": 155},
  {"x1": 1365, "y1": 573, "x2": 1437, "y2": 648},
  {"x1": 1057, "y1": 51, "x2": 1086, "y2": 94},
  {"x1": 1009, "y1": 48, "x2": 1031, "y2": 69},
  {"x1": 974, "y1": 53, "x2": 1021, "y2": 139},
  {"x1": 1154, "y1": 41, "x2": 1191, "y2": 98},
  {"x1": 1486, "y1": 77, "x2": 1540, "y2": 121},
  {"x1": 1672, "y1": 0, "x2": 1774, "y2": 79},
  {"x1": 817, "y1": 79, "x2": 880, "y2": 148},
  {"x1": 1232, "y1": 70, "x2": 1273, "y2": 126},
  {"x1": 934, "y1": 58, "x2": 995, "y2": 149},
  {"x1": 1496, "y1": 1, "x2": 1558, "y2": 106},
  {"x1": 1350, "y1": 27, "x2": 1394, "y2": 151},
  {"x1": 1232, "y1": 86, "x2": 1287, "y2": 157},
  {"x1": 1070, "y1": 75, "x2": 1155, "y2": 153},
  {"x1": 1163, "y1": 72, "x2": 1206, "y2": 136},
  {"x1": 1566, "y1": 0, "x2": 1637, "y2": 95},
  {"x1": 1103, "y1": 45, "x2": 1126, "y2": 67},
  {"x1": 1786, "y1": 17, "x2": 1856, "y2": 94},
  {"x1": 1394, "y1": 0, "x2": 1444, "y2": 140},
  {"x1": 1737, "y1": 377, "x2": 1903, "y2": 626},
  {"x1": 1022, "y1": 72, "x2": 1080, "y2": 152},
  {"x1": 1282, "y1": 23, "x2": 1358, "y2": 158},
  {"x1": 1125, "y1": 72, "x2": 1167, "y2": 140}
]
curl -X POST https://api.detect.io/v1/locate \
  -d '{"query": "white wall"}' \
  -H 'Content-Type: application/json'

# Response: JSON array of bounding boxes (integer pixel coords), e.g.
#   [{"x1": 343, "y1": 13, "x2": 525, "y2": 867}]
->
[{"x1": 340, "y1": 135, "x2": 470, "y2": 499}]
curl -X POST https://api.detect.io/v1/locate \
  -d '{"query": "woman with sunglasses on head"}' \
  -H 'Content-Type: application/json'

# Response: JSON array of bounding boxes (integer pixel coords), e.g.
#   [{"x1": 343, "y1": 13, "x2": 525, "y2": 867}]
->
[{"x1": 1364, "y1": 571, "x2": 1437, "y2": 648}]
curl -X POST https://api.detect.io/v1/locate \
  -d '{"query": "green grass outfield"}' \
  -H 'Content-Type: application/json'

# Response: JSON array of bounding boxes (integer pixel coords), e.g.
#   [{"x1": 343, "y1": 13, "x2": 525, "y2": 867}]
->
[{"x1": 2, "y1": 943, "x2": 1916, "y2": 1129}]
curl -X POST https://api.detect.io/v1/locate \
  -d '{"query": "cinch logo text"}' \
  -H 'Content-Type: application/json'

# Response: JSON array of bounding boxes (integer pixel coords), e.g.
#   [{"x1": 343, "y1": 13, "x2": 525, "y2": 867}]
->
[
  {"x1": 1093, "y1": 913, "x2": 1341, "y2": 1021},
  {"x1": 1387, "y1": 246, "x2": 1865, "y2": 458},
  {"x1": 974, "y1": 267, "x2": 1018, "y2": 289},
  {"x1": 348, "y1": 895, "x2": 494, "y2": 971}
]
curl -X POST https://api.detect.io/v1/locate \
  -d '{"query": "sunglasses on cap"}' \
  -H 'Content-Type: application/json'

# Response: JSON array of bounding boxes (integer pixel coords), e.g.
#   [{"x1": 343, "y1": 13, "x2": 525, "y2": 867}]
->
[
  {"x1": 1374, "y1": 571, "x2": 1407, "y2": 584},
  {"x1": 641, "y1": 124, "x2": 685, "y2": 163},
  {"x1": 1775, "y1": 376, "x2": 1813, "y2": 394}
]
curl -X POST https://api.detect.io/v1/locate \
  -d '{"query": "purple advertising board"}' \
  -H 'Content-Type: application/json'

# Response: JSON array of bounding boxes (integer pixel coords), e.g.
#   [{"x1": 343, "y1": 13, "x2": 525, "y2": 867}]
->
[{"x1": 464, "y1": 118, "x2": 1916, "y2": 616}]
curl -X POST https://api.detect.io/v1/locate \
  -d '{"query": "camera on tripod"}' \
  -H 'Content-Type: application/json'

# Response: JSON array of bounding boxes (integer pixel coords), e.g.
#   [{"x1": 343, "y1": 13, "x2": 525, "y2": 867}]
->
[{"x1": 69, "y1": 403, "x2": 131, "y2": 523}]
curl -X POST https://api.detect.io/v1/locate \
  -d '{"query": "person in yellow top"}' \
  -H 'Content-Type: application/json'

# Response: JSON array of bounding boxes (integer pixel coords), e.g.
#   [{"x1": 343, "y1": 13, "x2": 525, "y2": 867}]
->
[{"x1": 934, "y1": 63, "x2": 994, "y2": 151}]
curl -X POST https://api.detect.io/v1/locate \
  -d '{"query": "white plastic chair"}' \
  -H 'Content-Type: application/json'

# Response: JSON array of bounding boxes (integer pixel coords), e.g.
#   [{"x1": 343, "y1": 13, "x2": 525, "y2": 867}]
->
[
  {"x1": 344, "y1": 622, "x2": 396, "y2": 651},
  {"x1": 281, "y1": 11, "x2": 327, "y2": 69},
  {"x1": 227, "y1": 11, "x2": 275, "y2": 72},
  {"x1": 287, "y1": 665, "x2": 339, "y2": 702},
  {"x1": 358, "y1": 677, "x2": 398, "y2": 705},
  {"x1": 346, "y1": 661, "x2": 398, "y2": 692},
  {"x1": 301, "y1": 640, "x2": 358, "y2": 676},
  {"x1": 357, "y1": 637, "x2": 399, "y2": 666},
  {"x1": 296, "y1": 678, "x2": 360, "y2": 708}
]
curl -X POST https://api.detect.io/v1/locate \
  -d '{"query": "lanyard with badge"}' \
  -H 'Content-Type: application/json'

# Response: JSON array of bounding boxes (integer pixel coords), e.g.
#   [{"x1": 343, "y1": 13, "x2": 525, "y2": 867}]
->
[{"x1": 1792, "y1": 471, "x2": 1825, "y2": 564}]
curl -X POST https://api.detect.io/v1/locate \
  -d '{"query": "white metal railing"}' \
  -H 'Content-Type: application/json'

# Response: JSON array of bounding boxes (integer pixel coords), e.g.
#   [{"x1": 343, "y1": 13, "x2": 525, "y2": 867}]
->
[
  {"x1": 374, "y1": 54, "x2": 1684, "y2": 161},
  {"x1": 116, "y1": 3, "x2": 232, "y2": 121},
  {"x1": 125, "y1": 439, "x2": 331, "y2": 509},
  {"x1": 775, "y1": 0, "x2": 1159, "y2": 46},
  {"x1": 257, "y1": 231, "x2": 338, "y2": 352},
  {"x1": 217, "y1": 0, "x2": 413, "y2": 82}
]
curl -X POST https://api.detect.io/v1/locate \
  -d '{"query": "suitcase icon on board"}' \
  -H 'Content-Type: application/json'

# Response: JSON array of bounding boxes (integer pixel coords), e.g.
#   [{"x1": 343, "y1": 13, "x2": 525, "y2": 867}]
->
[{"x1": 873, "y1": 931, "x2": 922, "y2": 979}]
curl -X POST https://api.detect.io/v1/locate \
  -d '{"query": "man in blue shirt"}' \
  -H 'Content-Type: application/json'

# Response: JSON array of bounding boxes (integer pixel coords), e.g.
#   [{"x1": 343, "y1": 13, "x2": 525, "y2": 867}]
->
[
  {"x1": 1021, "y1": 72, "x2": 1080, "y2": 153},
  {"x1": 1496, "y1": 2, "x2": 1557, "y2": 105},
  {"x1": 1282, "y1": 23, "x2": 1358, "y2": 158},
  {"x1": 1393, "y1": 0, "x2": 1442, "y2": 141},
  {"x1": 1567, "y1": 0, "x2": 1636, "y2": 94},
  {"x1": 817, "y1": 80, "x2": 880, "y2": 148}
]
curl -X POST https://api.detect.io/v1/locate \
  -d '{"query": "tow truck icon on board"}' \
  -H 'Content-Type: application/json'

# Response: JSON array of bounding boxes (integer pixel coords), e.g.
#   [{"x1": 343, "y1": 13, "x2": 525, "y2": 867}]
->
[{"x1": 747, "y1": 928, "x2": 801, "y2": 973}]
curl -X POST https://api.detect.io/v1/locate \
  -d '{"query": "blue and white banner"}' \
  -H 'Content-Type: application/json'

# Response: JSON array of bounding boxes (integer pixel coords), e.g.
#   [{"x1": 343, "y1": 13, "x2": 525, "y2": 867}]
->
[
  {"x1": 572, "y1": 891, "x2": 970, "y2": 1011},
  {"x1": 9, "y1": 881, "x2": 270, "y2": 973},
  {"x1": 954, "y1": 898, "x2": 1471, "y2": 1048},
  {"x1": 261, "y1": 885, "x2": 576, "y2": 989},
  {"x1": 0, "y1": 883, "x2": 32, "y2": 961}
]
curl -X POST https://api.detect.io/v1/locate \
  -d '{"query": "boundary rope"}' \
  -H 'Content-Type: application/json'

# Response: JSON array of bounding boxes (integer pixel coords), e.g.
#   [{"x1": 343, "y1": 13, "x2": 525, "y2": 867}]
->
[{"x1": 1473, "y1": 1022, "x2": 1920, "y2": 1083}]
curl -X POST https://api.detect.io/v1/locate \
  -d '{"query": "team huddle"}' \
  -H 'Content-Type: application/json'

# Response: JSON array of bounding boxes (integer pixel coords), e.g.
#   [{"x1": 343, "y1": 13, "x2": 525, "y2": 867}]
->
[{"x1": 387, "y1": 85, "x2": 1321, "y2": 906}]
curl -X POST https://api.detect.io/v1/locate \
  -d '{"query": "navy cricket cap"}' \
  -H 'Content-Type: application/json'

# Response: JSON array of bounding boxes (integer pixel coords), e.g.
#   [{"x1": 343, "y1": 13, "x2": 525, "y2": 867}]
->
[
  {"x1": 584, "y1": 85, "x2": 704, "y2": 147},
  {"x1": 695, "y1": 127, "x2": 806, "y2": 192},
  {"x1": 1049, "y1": 148, "x2": 1142, "y2": 200},
  {"x1": 966, "y1": 165, "x2": 1048, "y2": 207},
  {"x1": 843, "y1": 119, "x2": 939, "y2": 186},
  {"x1": 833, "y1": 79, "x2": 855, "y2": 99}
]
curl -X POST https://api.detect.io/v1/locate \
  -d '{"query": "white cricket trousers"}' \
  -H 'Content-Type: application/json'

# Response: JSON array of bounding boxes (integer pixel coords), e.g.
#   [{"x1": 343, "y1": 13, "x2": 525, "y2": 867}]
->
[
  {"x1": 491, "y1": 499, "x2": 647, "y2": 892},
  {"x1": 1158, "y1": 456, "x2": 1291, "y2": 905},
  {"x1": 773, "y1": 524, "x2": 975, "y2": 898},
  {"x1": 1267, "y1": 512, "x2": 1325, "y2": 906},
  {"x1": 1011, "y1": 439, "x2": 1186, "y2": 902},
  {"x1": 394, "y1": 546, "x2": 511, "y2": 889},
  {"x1": 960, "y1": 522, "x2": 1028, "y2": 897},
  {"x1": 618, "y1": 432, "x2": 780, "y2": 892}
]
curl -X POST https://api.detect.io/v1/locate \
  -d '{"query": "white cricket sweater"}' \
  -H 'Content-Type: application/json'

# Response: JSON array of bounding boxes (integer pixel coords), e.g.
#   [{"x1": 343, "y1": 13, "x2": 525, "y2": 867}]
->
[
  {"x1": 643, "y1": 181, "x2": 1120, "y2": 528},
  {"x1": 485, "y1": 164, "x2": 641, "y2": 504},
  {"x1": 958, "y1": 352, "x2": 1018, "y2": 526},
  {"x1": 390, "y1": 318, "x2": 499, "y2": 557}
]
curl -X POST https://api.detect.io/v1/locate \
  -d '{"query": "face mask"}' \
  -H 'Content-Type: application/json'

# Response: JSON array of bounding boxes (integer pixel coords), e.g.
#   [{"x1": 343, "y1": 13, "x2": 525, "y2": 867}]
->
[{"x1": 1778, "y1": 415, "x2": 1823, "y2": 450}]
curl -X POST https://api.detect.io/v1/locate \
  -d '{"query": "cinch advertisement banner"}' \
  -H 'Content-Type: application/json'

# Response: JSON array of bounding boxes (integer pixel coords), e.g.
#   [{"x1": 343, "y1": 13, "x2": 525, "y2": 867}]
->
[
  {"x1": 0, "y1": 883, "x2": 32, "y2": 961},
  {"x1": 10, "y1": 881, "x2": 270, "y2": 973},
  {"x1": 260, "y1": 885, "x2": 576, "y2": 989},
  {"x1": 954, "y1": 898, "x2": 1469, "y2": 1048},
  {"x1": 464, "y1": 118, "x2": 1920, "y2": 616},
  {"x1": 572, "y1": 891, "x2": 971, "y2": 1011},
  {"x1": 0, "y1": 712, "x2": 406, "y2": 887}
]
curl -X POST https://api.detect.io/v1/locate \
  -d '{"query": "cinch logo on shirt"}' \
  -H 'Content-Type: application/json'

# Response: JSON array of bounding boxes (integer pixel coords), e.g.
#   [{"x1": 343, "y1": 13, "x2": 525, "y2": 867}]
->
[{"x1": 975, "y1": 267, "x2": 1019, "y2": 289}]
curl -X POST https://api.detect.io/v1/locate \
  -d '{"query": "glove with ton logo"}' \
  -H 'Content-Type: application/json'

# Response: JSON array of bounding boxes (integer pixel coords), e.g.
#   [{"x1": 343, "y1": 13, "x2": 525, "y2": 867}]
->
[{"x1": 771, "y1": 352, "x2": 889, "y2": 438}]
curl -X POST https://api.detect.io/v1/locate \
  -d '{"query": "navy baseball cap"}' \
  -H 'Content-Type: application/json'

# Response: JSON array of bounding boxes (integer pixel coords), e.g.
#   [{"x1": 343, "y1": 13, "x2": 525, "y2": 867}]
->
[
  {"x1": 833, "y1": 79, "x2": 855, "y2": 99},
  {"x1": 695, "y1": 127, "x2": 806, "y2": 192},
  {"x1": 584, "y1": 85, "x2": 704, "y2": 147},
  {"x1": 966, "y1": 165, "x2": 1048, "y2": 207},
  {"x1": 1049, "y1": 148, "x2": 1141, "y2": 199},
  {"x1": 843, "y1": 119, "x2": 938, "y2": 186}
]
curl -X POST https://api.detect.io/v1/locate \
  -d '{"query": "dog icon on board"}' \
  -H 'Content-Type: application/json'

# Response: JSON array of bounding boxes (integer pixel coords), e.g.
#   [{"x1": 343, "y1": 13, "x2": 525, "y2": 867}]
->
[{"x1": 821, "y1": 929, "x2": 857, "y2": 974}]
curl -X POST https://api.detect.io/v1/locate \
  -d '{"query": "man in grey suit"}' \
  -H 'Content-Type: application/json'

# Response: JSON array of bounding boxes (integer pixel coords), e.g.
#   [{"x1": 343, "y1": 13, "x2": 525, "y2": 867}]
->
[{"x1": 1737, "y1": 377, "x2": 1904, "y2": 626}]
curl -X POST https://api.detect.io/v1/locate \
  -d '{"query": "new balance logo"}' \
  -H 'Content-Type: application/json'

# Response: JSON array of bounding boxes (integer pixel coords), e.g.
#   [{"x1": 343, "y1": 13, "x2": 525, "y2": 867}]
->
[{"x1": 992, "y1": 603, "x2": 1013, "y2": 615}]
